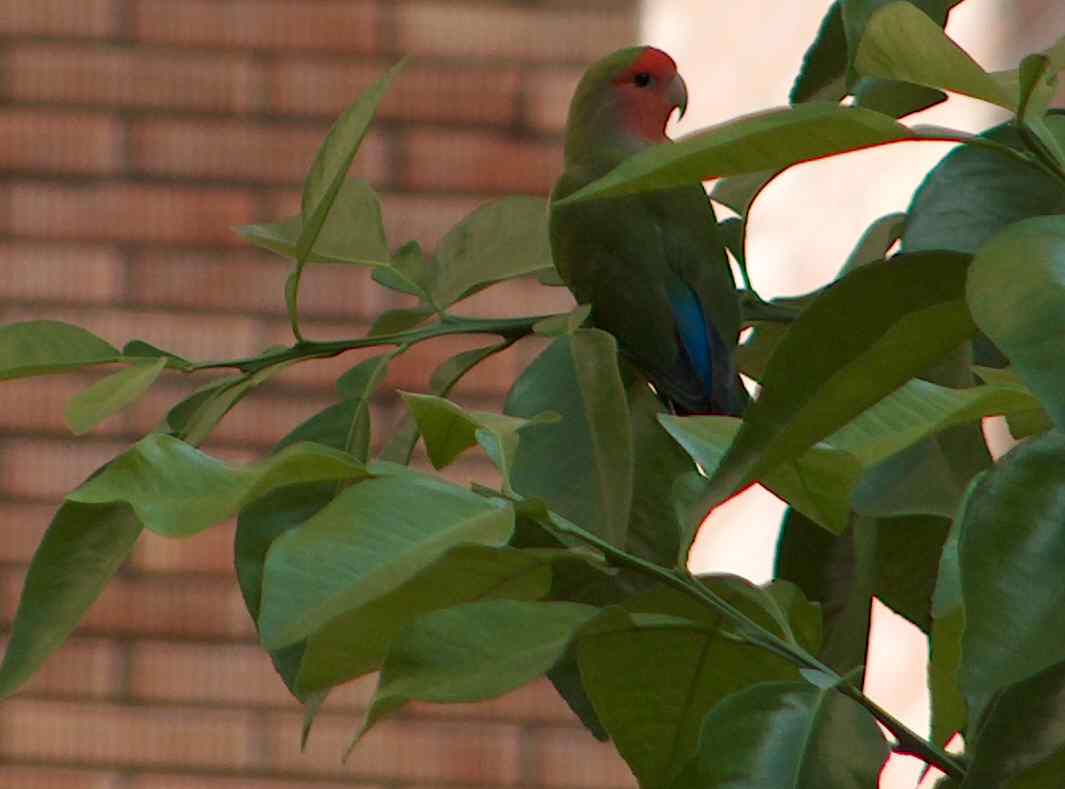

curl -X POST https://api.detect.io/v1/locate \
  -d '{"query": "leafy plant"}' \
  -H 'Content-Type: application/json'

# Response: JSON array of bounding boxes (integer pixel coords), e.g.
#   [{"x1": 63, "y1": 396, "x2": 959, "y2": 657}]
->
[{"x1": 4, "y1": 2, "x2": 1065, "y2": 786}]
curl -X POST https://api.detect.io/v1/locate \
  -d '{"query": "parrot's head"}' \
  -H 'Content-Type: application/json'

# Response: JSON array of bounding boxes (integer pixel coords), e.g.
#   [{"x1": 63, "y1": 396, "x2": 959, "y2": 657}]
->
[{"x1": 563, "y1": 46, "x2": 688, "y2": 169}]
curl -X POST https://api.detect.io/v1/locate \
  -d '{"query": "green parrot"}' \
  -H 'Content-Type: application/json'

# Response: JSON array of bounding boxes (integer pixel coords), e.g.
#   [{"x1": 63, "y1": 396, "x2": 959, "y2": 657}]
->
[{"x1": 549, "y1": 46, "x2": 747, "y2": 415}]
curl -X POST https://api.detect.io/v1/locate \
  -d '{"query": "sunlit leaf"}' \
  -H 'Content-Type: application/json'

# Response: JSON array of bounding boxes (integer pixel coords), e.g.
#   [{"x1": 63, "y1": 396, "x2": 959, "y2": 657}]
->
[{"x1": 64, "y1": 357, "x2": 167, "y2": 435}]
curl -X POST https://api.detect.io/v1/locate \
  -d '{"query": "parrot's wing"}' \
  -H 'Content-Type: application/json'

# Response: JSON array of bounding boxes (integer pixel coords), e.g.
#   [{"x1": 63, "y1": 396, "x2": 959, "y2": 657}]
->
[{"x1": 550, "y1": 180, "x2": 745, "y2": 415}]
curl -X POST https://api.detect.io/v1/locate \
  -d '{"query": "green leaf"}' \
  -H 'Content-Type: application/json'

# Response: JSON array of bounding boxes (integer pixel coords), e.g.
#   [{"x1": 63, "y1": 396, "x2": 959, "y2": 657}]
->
[
  {"x1": 235, "y1": 482, "x2": 338, "y2": 702},
  {"x1": 701, "y1": 252, "x2": 975, "y2": 512},
  {"x1": 289, "y1": 60, "x2": 404, "y2": 335},
  {"x1": 355, "y1": 600, "x2": 597, "y2": 741},
  {"x1": 671, "y1": 681, "x2": 890, "y2": 788},
  {"x1": 378, "y1": 340, "x2": 514, "y2": 465},
  {"x1": 624, "y1": 375, "x2": 698, "y2": 567},
  {"x1": 0, "y1": 501, "x2": 141, "y2": 698},
  {"x1": 372, "y1": 240, "x2": 435, "y2": 301},
  {"x1": 874, "y1": 514, "x2": 952, "y2": 632},
  {"x1": 855, "y1": 2, "x2": 1015, "y2": 109},
  {"x1": 775, "y1": 509, "x2": 876, "y2": 675},
  {"x1": 964, "y1": 659, "x2": 1065, "y2": 787},
  {"x1": 968, "y1": 216, "x2": 1065, "y2": 429},
  {"x1": 660, "y1": 415, "x2": 860, "y2": 535},
  {"x1": 957, "y1": 433, "x2": 1065, "y2": 729},
  {"x1": 297, "y1": 545, "x2": 585, "y2": 694},
  {"x1": 430, "y1": 197, "x2": 553, "y2": 308},
  {"x1": 64, "y1": 357, "x2": 167, "y2": 435},
  {"x1": 532, "y1": 304, "x2": 591, "y2": 338},
  {"x1": 577, "y1": 605, "x2": 798, "y2": 788},
  {"x1": 505, "y1": 330, "x2": 634, "y2": 547},
  {"x1": 839, "y1": 212, "x2": 907, "y2": 274},
  {"x1": 789, "y1": 2, "x2": 848, "y2": 102},
  {"x1": 927, "y1": 506, "x2": 968, "y2": 746},
  {"x1": 903, "y1": 113, "x2": 1065, "y2": 256},
  {"x1": 0, "y1": 320, "x2": 120, "y2": 380},
  {"x1": 558, "y1": 104, "x2": 914, "y2": 203},
  {"x1": 121, "y1": 339, "x2": 189, "y2": 368},
  {"x1": 400, "y1": 392, "x2": 556, "y2": 489},
  {"x1": 258, "y1": 470, "x2": 515, "y2": 649},
  {"x1": 236, "y1": 180, "x2": 389, "y2": 267},
  {"x1": 853, "y1": 77, "x2": 947, "y2": 118},
  {"x1": 368, "y1": 305, "x2": 435, "y2": 336},
  {"x1": 66, "y1": 435, "x2": 369, "y2": 537},
  {"x1": 168, "y1": 363, "x2": 294, "y2": 446}
]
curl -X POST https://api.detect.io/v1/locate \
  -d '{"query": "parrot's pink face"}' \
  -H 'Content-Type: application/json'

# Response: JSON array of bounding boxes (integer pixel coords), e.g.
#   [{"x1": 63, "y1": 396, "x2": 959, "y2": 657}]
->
[{"x1": 610, "y1": 48, "x2": 688, "y2": 143}]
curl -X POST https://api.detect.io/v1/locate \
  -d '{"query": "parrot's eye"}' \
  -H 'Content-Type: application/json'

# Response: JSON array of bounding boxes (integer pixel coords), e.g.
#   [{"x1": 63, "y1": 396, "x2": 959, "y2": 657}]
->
[{"x1": 633, "y1": 72, "x2": 652, "y2": 88}]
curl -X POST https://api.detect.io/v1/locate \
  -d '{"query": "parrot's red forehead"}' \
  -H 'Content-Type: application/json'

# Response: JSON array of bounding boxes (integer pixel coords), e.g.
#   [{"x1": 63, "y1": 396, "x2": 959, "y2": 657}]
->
[{"x1": 622, "y1": 48, "x2": 677, "y2": 82}]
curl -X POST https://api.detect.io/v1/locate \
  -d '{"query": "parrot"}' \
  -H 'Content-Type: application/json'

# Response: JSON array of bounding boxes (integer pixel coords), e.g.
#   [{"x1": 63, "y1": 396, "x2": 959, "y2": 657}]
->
[{"x1": 549, "y1": 46, "x2": 747, "y2": 416}]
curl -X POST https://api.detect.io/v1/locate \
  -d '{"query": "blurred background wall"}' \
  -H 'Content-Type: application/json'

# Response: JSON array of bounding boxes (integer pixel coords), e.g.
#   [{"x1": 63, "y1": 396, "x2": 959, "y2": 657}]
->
[{"x1": 1, "y1": 1, "x2": 1062, "y2": 788}]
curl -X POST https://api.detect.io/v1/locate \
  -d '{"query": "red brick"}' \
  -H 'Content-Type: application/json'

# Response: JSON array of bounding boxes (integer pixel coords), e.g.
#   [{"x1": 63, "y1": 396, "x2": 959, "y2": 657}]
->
[
  {"x1": 0, "y1": 636, "x2": 123, "y2": 700},
  {"x1": 129, "y1": 775, "x2": 383, "y2": 789},
  {"x1": 377, "y1": 193, "x2": 486, "y2": 250},
  {"x1": 126, "y1": 248, "x2": 395, "y2": 321},
  {"x1": 0, "y1": 242, "x2": 124, "y2": 305},
  {"x1": 528, "y1": 727, "x2": 638, "y2": 788},
  {"x1": 0, "y1": 375, "x2": 127, "y2": 437},
  {"x1": 0, "y1": 0, "x2": 118, "y2": 37},
  {"x1": 264, "y1": 711, "x2": 521, "y2": 784},
  {"x1": 270, "y1": 58, "x2": 520, "y2": 125},
  {"x1": 4, "y1": 45, "x2": 265, "y2": 113},
  {"x1": 401, "y1": 129, "x2": 560, "y2": 195},
  {"x1": 131, "y1": 520, "x2": 236, "y2": 574},
  {"x1": 132, "y1": 0, "x2": 377, "y2": 53},
  {"x1": 524, "y1": 67, "x2": 584, "y2": 134},
  {"x1": 127, "y1": 642, "x2": 377, "y2": 710},
  {"x1": 0, "y1": 110, "x2": 123, "y2": 175},
  {"x1": 129, "y1": 641, "x2": 296, "y2": 707},
  {"x1": 129, "y1": 119, "x2": 389, "y2": 186},
  {"x1": 8, "y1": 182, "x2": 258, "y2": 246},
  {"x1": 0, "y1": 766, "x2": 121, "y2": 789},
  {"x1": 0, "y1": 699, "x2": 258, "y2": 769},
  {"x1": 0, "y1": 305, "x2": 263, "y2": 366},
  {"x1": 396, "y1": 3, "x2": 636, "y2": 63},
  {"x1": 0, "y1": 502, "x2": 55, "y2": 563},
  {"x1": 0, "y1": 438, "x2": 129, "y2": 501},
  {"x1": 80, "y1": 573, "x2": 255, "y2": 640}
]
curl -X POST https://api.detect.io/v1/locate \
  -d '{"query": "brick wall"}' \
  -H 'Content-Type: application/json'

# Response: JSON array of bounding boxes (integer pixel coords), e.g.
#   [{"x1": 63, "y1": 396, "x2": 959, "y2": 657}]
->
[{"x1": 0, "y1": 1, "x2": 640, "y2": 786}]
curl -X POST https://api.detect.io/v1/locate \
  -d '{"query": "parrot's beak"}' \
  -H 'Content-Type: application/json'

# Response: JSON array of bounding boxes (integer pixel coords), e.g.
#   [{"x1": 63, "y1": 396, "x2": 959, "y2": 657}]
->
[{"x1": 669, "y1": 73, "x2": 688, "y2": 122}]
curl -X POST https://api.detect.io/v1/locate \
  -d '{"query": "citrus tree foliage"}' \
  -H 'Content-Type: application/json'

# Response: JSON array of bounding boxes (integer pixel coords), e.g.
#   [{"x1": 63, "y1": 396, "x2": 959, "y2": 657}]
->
[{"x1": 4, "y1": 3, "x2": 1065, "y2": 785}]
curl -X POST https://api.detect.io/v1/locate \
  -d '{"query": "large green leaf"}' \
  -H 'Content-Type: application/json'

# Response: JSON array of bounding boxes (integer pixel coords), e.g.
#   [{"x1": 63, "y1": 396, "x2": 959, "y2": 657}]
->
[
  {"x1": 505, "y1": 330, "x2": 633, "y2": 547},
  {"x1": 775, "y1": 509, "x2": 876, "y2": 675},
  {"x1": 577, "y1": 598, "x2": 799, "y2": 787},
  {"x1": 235, "y1": 482, "x2": 337, "y2": 702},
  {"x1": 670, "y1": 681, "x2": 890, "y2": 788},
  {"x1": 400, "y1": 392, "x2": 556, "y2": 490},
  {"x1": 789, "y1": 0, "x2": 964, "y2": 104},
  {"x1": 957, "y1": 432, "x2": 1065, "y2": 731},
  {"x1": 355, "y1": 600, "x2": 597, "y2": 740},
  {"x1": 64, "y1": 357, "x2": 167, "y2": 435},
  {"x1": 431, "y1": 196, "x2": 553, "y2": 308},
  {"x1": 379, "y1": 341, "x2": 514, "y2": 465},
  {"x1": 928, "y1": 509, "x2": 967, "y2": 747},
  {"x1": 967, "y1": 216, "x2": 1065, "y2": 429},
  {"x1": 660, "y1": 415, "x2": 861, "y2": 535},
  {"x1": 558, "y1": 104, "x2": 913, "y2": 204},
  {"x1": 237, "y1": 179, "x2": 389, "y2": 266},
  {"x1": 855, "y1": 2, "x2": 1015, "y2": 109},
  {"x1": 963, "y1": 659, "x2": 1065, "y2": 787},
  {"x1": 903, "y1": 114, "x2": 1065, "y2": 256},
  {"x1": 258, "y1": 470, "x2": 515, "y2": 649},
  {"x1": 0, "y1": 320, "x2": 120, "y2": 380},
  {"x1": 874, "y1": 514, "x2": 952, "y2": 633},
  {"x1": 297, "y1": 545, "x2": 588, "y2": 694},
  {"x1": 0, "y1": 501, "x2": 141, "y2": 698},
  {"x1": 67, "y1": 435, "x2": 369, "y2": 537},
  {"x1": 701, "y1": 252, "x2": 976, "y2": 513}
]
